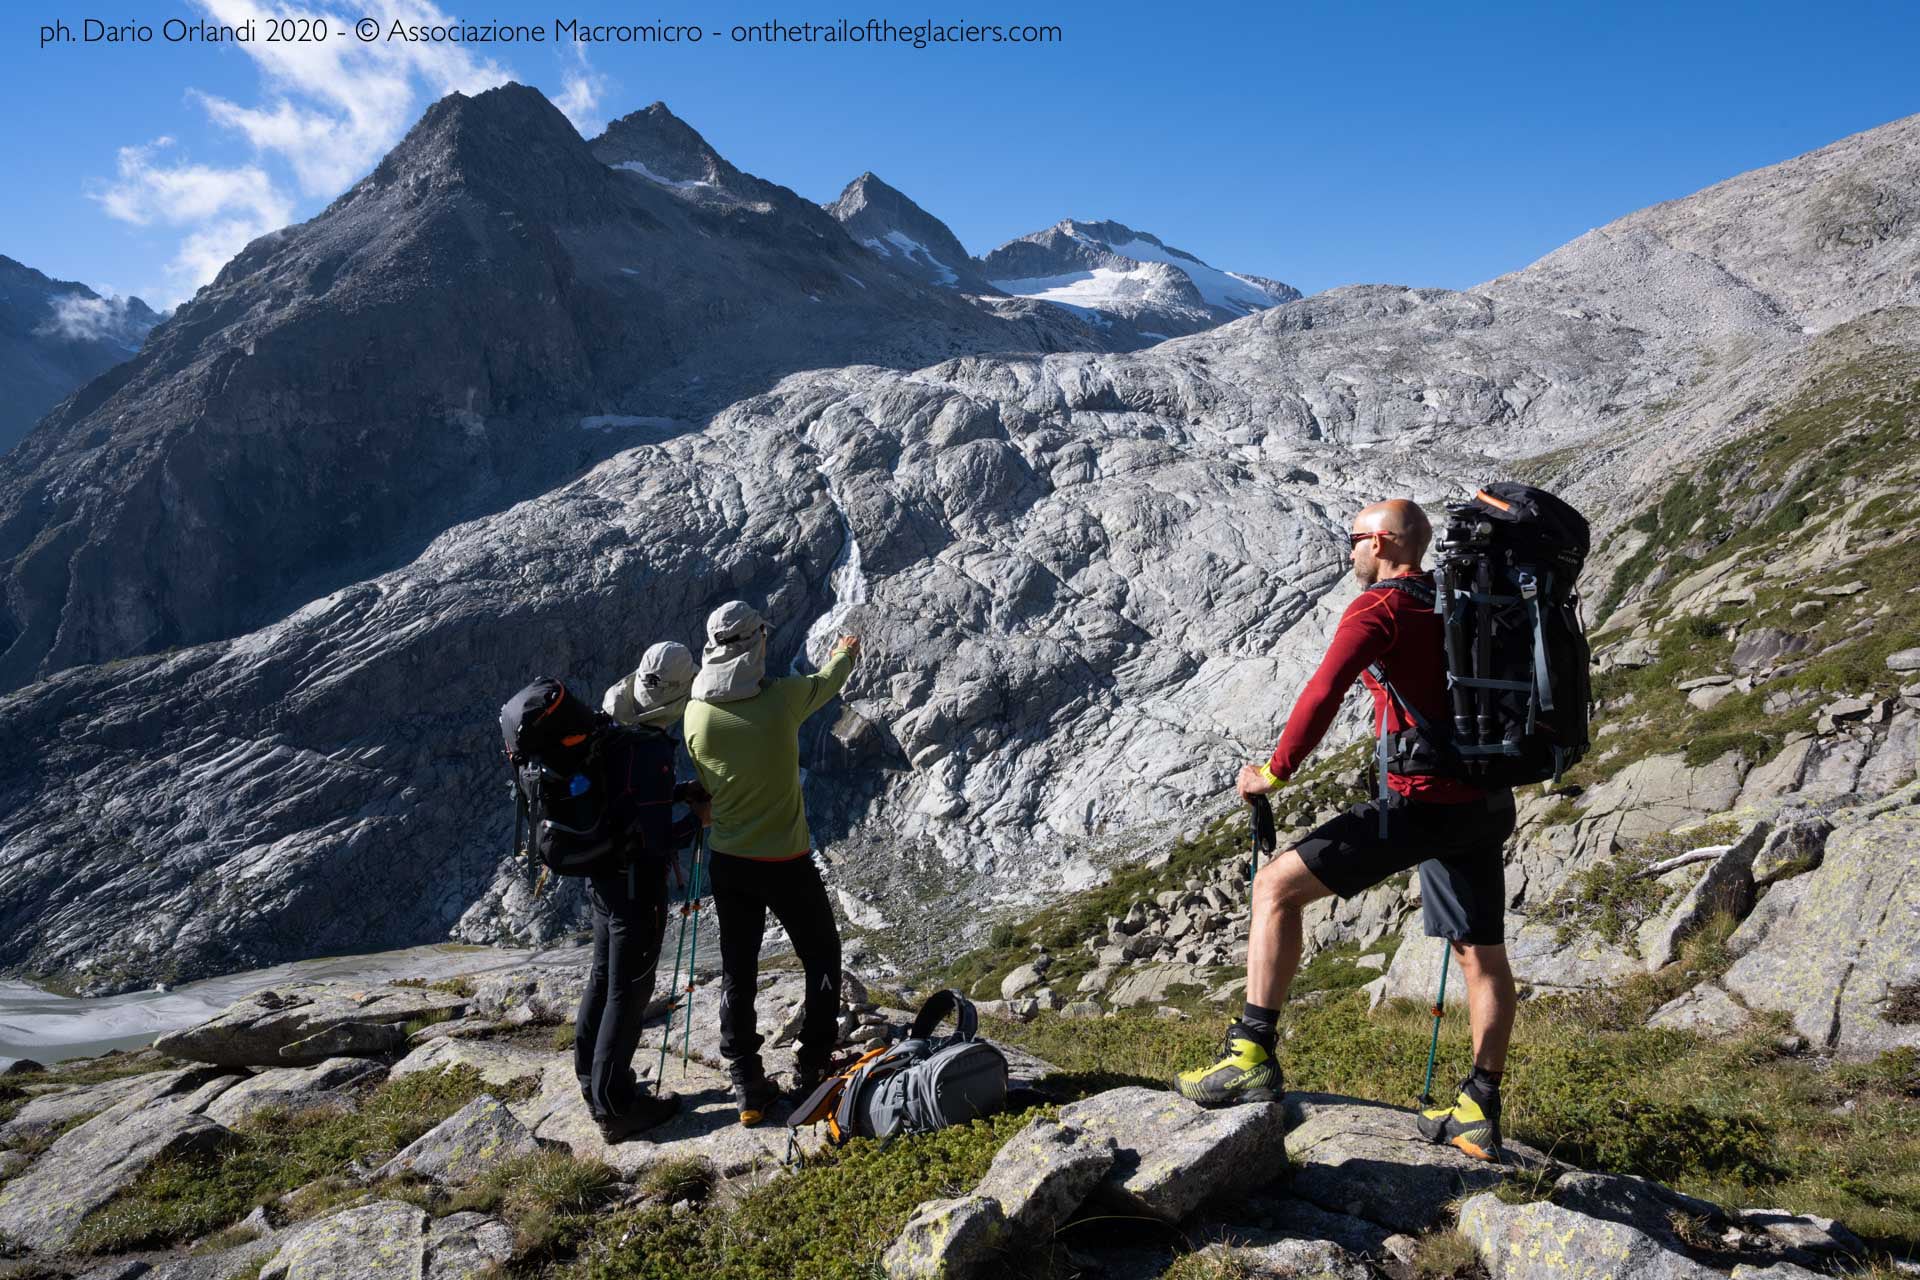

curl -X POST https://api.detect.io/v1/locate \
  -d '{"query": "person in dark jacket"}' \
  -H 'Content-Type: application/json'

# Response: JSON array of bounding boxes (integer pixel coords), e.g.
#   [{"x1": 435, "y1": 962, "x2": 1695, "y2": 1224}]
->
[
  {"x1": 575, "y1": 642, "x2": 708, "y2": 1142},
  {"x1": 1173, "y1": 500, "x2": 1518, "y2": 1162}
]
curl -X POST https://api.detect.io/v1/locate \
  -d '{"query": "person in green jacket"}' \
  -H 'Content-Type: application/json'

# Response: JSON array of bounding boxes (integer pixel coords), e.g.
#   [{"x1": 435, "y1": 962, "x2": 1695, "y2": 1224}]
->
[{"x1": 682, "y1": 601, "x2": 859, "y2": 1125}]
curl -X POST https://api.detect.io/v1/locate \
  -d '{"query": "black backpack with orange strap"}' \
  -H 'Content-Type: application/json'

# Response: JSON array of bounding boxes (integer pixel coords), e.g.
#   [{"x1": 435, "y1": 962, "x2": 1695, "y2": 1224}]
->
[{"x1": 499, "y1": 678, "x2": 679, "y2": 884}]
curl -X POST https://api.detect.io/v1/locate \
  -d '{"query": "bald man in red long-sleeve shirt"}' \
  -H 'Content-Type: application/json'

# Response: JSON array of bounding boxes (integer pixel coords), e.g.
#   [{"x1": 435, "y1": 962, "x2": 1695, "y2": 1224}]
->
[{"x1": 1173, "y1": 499, "x2": 1518, "y2": 1162}]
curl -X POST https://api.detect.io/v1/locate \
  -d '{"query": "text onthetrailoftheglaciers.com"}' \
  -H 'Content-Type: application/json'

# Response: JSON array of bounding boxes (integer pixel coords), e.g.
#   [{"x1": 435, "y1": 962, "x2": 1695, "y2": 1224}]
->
[{"x1": 37, "y1": 16, "x2": 1064, "y2": 50}]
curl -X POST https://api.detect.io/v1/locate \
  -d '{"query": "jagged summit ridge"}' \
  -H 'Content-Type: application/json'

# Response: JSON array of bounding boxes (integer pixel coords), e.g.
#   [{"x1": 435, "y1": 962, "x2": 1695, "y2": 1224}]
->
[
  {"x1": 363, "y1": 81, "x2": 612, "y2": 214},
  {"x1": 824, "y1": 172, "x2": 994, "y2": 293}
]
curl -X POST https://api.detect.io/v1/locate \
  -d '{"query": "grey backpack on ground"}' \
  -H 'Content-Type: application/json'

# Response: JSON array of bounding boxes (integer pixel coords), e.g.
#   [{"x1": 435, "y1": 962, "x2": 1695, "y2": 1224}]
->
[{"x1": 790, "y1": 989, "x2": 1009, "y2": 1144}]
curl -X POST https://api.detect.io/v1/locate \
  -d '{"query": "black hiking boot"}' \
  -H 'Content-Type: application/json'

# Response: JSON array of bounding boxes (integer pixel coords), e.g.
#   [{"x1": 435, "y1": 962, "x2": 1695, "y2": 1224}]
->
[
  {"x1": 1416, "y1": 1087, "x2": 1504, "y2": 1162},
  {"x1": 731, "y1": 1061, "x2": 781, "y2": 1127},
  {"x1": 787, "y1": 1060, "x2": 830, "y2": 1104},
  {"x1": 1172, "y1": 1022, "x2": 1281, "y2": 1107},
  {"x1": 597, "y1": 1091, "x2": 681, "y2": 1143}
]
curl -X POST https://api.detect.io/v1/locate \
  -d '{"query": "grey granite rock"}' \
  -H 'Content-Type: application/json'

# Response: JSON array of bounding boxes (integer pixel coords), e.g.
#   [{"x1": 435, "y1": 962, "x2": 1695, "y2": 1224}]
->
[
  {"x1": 0, "y1": 1072, "x2": 234, "y2": 1251},
  {"x1": 372, "y1": 1094, "x2": 538, "y2": 1184},
  {"x1": 972, "y1": 1117, "x2": 1116, "y2": 1235},
  {"x1": 882, "y1": 1194, "x2": 1007, "y2": 1280},
  {"x1": 153, "y1": 984, "x2": 468, "y2": 1067},
  {"x1": 388, "y1": 1037, "x2": 549, "y2": 1092},
  {"x1": 201, "y1": 1058, "x2": 385, "y2": 1127},
  {"x1": 1057, "y1": 1086, "x2": 1287, "y2": 1223},
  {"x1": 1282, "y1": 1096, "x2": 1549, "y2": 1234},
  {"x1": 1721, "y1": 810, "x2": 1920, "y2": 1052},
  {"x1": 1458, "y1": 1190, "x2": 1721, "y2": 1280}
]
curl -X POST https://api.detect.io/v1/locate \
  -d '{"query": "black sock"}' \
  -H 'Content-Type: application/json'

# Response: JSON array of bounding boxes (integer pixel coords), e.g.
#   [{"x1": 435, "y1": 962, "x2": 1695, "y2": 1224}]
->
[
  {"x1": 1464, "y1": 1066, "x2": 1503, "y2": 1107},
  {"x1": 1238, "y1": 1002, "x2": 1279, "y2": 1052}
]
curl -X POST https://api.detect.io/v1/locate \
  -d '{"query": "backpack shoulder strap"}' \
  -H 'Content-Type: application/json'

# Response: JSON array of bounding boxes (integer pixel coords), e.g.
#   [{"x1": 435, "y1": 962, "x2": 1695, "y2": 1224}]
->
[{"x1": 909, "y1": 989, "x2": 977, "y2": 1042}]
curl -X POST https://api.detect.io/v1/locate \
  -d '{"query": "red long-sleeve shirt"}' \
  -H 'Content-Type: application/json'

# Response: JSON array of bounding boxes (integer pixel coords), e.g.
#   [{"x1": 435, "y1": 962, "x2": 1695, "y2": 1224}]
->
[{"x1": 1266, "y1": 573, "x2": 1484, "y2": 804}]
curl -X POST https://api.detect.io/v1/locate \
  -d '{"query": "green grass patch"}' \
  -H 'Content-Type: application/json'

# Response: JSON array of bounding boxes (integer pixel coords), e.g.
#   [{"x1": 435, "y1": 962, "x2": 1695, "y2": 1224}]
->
[
  {"x1": 560, "y1": 1108, "x2": 1050, "y2": 1280},
  {"x1": 1413, "y1": 1228, "x2": 1487, "y2": 1278},
  {"x1": 71, "y1": 1065, "x2": 526, "y2": 1254}
]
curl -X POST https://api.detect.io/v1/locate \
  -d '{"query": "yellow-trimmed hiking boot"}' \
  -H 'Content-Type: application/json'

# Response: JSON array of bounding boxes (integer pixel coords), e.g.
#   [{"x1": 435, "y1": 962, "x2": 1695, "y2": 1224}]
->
[
  {"x1": 1416, "y1": 1089, "x2": 1503, "y2": 1162},
  {"x1": 1172, "y1": 1023, "x2": 1280, "y2": 1107}
]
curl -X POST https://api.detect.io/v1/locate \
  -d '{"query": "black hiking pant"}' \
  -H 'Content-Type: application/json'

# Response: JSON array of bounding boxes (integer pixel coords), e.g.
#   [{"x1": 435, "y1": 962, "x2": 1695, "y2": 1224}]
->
[
  {"x1": 708, "y1": 850, "x2": 842, "y2": 1078},
  {"x1": 573, "y1": 864, "x2": 670, "y2": 1122}
]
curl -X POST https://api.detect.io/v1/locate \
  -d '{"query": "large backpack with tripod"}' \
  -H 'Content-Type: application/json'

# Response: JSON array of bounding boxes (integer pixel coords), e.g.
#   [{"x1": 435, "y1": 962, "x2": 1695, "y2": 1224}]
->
[{"x1": 1372, "y1": 483, "x2": 1592, "y2": 791}]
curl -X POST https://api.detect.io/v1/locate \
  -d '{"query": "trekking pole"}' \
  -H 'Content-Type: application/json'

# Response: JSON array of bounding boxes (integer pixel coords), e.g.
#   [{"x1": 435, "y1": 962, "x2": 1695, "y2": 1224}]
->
[
  {"x1": 1245, "y1": 793, "x2": 1276, "y2": 883},
  {"x1": 681, "y1": 833, "x2": 706, "y2": 1074},
  {"x1": 1418, "y1": 942, "x2": 1452, "y2": 1106},
  {"x1": 657, "y1": 853, "x2": 695, "y2": 1081}
]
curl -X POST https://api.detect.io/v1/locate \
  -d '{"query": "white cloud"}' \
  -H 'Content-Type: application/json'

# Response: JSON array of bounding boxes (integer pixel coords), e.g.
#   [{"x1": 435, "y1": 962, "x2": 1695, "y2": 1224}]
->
[
  {"x1": 94, "y1": 138, "x2": 294, "y2": 307},
  {"x1": 189, "y1": 0, "x2": 514, "y2": 197},
  {"x1": 552, "y1": 41, "x2": 609, "y2": 138},
  {"x1": 91, "y1": 0, "x2": 518, "y2": 305},
  {"x1": 36, "y1": 293, "x2": 154, "y2": 345}
]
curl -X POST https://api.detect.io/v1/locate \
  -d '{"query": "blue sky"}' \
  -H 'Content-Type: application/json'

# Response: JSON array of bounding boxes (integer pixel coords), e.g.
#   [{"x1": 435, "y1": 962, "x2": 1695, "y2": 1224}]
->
[{"x1": 3, "y1": 0, "x2": 1916, "y2": 308}]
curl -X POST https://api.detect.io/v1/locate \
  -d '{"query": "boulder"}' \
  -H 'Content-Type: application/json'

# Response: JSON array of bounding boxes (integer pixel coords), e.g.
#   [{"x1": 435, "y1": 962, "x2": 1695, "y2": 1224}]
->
[
  {"x1": 1283, "y1": 1096, "x2": 1548, "y2": 1234},
  {"x1": 0, "y1": 1059, "x2": 45, "y2": 1077},
  {"x1": 467, "y1": 965, "x2": 589, "y2": 1026},
  {"x1": 1176, "y1": 1239, "x2": 1370, "y2": 1280},
  {"x1": 0, "y1": 1073, "x2": 235, "y2": 1251},
  {"x1": 1732, "y1": 629, "x2": 1810, "y2": 672},
  {"x1": 1000, "y1": 963, "x2": 1046, "y2": 1001},
  {"x1": 389, "y1": 1037, "x2": 549, "y2": 1091},
  {"x1": 1889, "y1": 648, "x2": 1920, "y2": 673},
  {"x1": 1574, "y1": 753, "x2": 1750, "y2": 842},
  {"x1": 1721, "y1": 810, "x2": 1920, "y2": 1053},
  {"x1": 372, "y1": 1094, "x2": 538, "y2": 1183},
  {"x1": 154, "y1": 983, "x2": 469, "y2": 1067},
  {"x1": 1815, "y1": 698, "x2": 1874, "y2": 734},
  {"x1": 258, "y1": 1199, "x2": 513, "y2": 1279},
  {"x1": 1458, "y1": 1189, "x2": 1721, "y2": 1280},
  {"x1": 973, "y1": 1117, "x2": 1117, "y2": 1235},
  {"x1": 424, "y1": 1210, "x2": 519, "y2": 1279},
  {"x1": 1375, "y1": 918, "x2": 1637, "y2": 1008},
  {"x1": 1648, "y1": 985, "x2": 1749, "y2": 1033},
  {"x1": 882, "y1": 1194, "x2": 1008, "y2": 1280},
  {"x1": 0, "y1": 1067, "x2": 212, "y2": 1146},
  {"x1": 202, "y1": 1058, "x2": 386, "y2": 1127},
  {"x1": 1057, "y1": 1086, "x2": 1286, "y2": 1223},
  {"x1": 1105, "y1": 964, "x2": 1213, "y2": 1009},
  {"x1": 1636, "y1": 824, "x2": 1767, "y2": 971},
  {"x1": 1750, "y1": 817, "x2": 1832, "y2": 886},
  {"x1": 1735, "y1": 1207, "x2": 1866, "y2": 1259},
  {"x1": 1077, "y1": 966, "x2": 1119, "y2": 994}
]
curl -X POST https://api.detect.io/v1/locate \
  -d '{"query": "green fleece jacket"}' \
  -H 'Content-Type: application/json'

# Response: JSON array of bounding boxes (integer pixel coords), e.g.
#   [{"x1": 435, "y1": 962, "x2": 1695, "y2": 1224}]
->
[{"x1": 683, "y1": 648, "x2": 854, "y2": 858}]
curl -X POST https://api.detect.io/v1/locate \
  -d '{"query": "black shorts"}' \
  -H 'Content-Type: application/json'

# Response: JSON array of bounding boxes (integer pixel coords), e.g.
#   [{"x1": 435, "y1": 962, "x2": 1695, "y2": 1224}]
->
[{"x1": 1293, "y1": 790, "x2": 1516, "y2": 946}]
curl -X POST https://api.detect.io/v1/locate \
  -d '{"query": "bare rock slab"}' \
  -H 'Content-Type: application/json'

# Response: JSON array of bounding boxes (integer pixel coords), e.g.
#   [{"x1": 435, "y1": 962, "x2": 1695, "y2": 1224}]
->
[
  {"x1": 201, "y1": 1058, "x2": 385, "y2": 1127},
  {"x1": 373, "y1": 1094, "x2": 538, "y2": 1184},
  {"x1": 1057, "y1": 1086, "x2": 1287, "y2": 1223},
  {"x1": 1721, "y1": 810, "x2": 1920, "y2": 1053},
  {"x1": 973, "y1": 1116, "x2": 1116, "y2": 1235},
  {"x1": 0, "y1": 1071, "x2": 235, "y2": 1251},
  {"x1": 883, "y1": 1193, "x2": 1009, "y2": 1280},
  {"x1": 155, "y1": 983, "x2": 469, "y2": 1067},
  {"x1": 1282, "y1": 1096, "x2": 1549, "y2": 1234},
  {"x1": 389, "y1": 1036, "x2": 549, "y2": 1092},
  {"x1": 1458, "y1": 1189, "x2": 1722, "y2": 1280},
  {"x1": 257, "y1": 1200, "x2": 513, "y2": 1279}
]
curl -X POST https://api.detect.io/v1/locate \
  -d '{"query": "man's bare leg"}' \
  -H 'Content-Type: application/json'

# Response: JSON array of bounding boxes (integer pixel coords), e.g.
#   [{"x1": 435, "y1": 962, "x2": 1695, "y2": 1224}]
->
[
  {"x1": 1417, "y1": 940, "x2": 1514, "y2": 1160},
  {"x1": 1453, "y1": 942, "x2": 1516, "y2": 1073},
  {"x1": 1247, "y1": 849, "x2": 1336, "y2": 1009},
  {"x1": 1174, "y1": 848, "x2": 1335, "y2": 1105}
]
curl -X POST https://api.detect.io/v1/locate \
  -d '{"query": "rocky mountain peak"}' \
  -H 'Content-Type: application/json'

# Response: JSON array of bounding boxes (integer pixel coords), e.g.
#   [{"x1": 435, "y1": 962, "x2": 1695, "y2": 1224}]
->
[
  {"x1": 366, "y1": 81, "x2": 608, "y2": 212},
  {"x1": 825, "y1": 171, "x2": 992, "y2": 292},
  {"x1": 590, "y1": 100, "x2": 737, "y2": 190}
]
